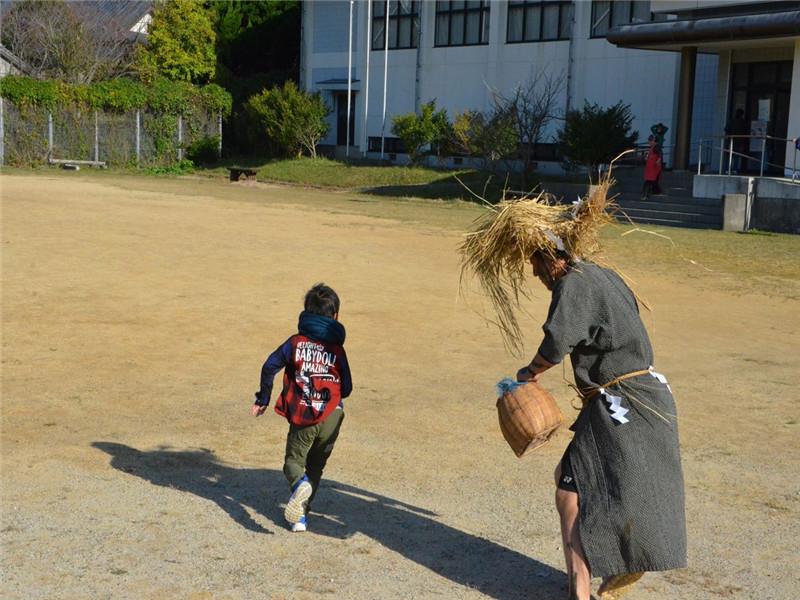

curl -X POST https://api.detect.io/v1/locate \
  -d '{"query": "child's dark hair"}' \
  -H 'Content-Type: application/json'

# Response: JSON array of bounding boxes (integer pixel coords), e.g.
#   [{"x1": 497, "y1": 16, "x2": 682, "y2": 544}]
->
[{"x1": 304, "y1": 283, "x2": 340, "y2": 318}]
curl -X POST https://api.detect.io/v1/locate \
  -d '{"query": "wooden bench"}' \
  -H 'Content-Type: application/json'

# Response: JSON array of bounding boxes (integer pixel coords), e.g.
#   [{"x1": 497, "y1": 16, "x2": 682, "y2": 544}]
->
[
  {"x1": 48, "y1": 158, "x2": 107, "y2": 169},
  {"x1": 228, "y1": 167, "x2": 257, "y2": 182}
]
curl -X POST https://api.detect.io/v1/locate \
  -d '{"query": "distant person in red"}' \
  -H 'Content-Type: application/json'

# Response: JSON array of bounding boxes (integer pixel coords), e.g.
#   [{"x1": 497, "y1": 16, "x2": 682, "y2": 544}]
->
[{"x1": 642, "y1": 135, "x2": 663, "y2": 200}]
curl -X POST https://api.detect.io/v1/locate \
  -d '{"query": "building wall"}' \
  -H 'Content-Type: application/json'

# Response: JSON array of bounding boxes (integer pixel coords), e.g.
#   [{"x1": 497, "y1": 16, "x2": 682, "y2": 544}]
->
[
  {"x1": 303, "y1": 1, "x2": 691, "y2": 160},
  {"x1": 651, "y1": 0, "x2": 758, "y2": 13},
  {"x1": 786, "y1": 40, "x2": 800, "y2": 177}
]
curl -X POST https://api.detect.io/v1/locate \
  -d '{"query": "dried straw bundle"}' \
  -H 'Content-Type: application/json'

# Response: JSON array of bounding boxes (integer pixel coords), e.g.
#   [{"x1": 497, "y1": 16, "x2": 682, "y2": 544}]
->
[{"x1": 459, "y1": 173, "x2": 617, "y2": 355}]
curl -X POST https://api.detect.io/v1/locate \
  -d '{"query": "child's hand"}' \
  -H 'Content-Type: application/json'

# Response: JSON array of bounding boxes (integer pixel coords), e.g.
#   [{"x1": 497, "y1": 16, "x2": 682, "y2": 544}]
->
[{"x1": 251, "y1": 404, "x2": 268, "y2": 417}]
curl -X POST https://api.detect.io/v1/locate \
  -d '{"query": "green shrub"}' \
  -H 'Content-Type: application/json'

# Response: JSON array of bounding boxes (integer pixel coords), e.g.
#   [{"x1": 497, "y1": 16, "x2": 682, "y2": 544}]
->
[
  {"x1": 452, "y1": 109, "x2": 517, "y2": 170},
  {"x1": 0, "y1": 75, "x2": 232, "y2": 116},
  {"x1": 145, "y1": 159, "x2": 195, "y2": 176},
  {"x1": 245, "y1": 81, "x2": 330, "y2": 158},
  {"x1": 186, "y1": 135, "x2": 220, "y2": 165},
  {"x1": 557, "y1": 101, "x2": 638, "y2": 172},
  {"x1": 391, "y1": 100, "x2": 451, "y2": 165}
]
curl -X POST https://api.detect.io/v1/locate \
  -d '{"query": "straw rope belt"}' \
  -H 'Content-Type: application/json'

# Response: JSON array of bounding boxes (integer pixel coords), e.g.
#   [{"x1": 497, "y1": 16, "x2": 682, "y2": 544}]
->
[{"x1": 575, "y1": 368, "x2": 652, "y2": 408}]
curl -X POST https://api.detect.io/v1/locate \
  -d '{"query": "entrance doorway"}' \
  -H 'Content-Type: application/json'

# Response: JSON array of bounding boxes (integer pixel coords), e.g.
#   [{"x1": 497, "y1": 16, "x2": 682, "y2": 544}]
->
[
  {"x1": 729, "y1": 61, "x2": 792, "y2": 175},
  {"x1": 335, "y1": 92, "x2": 356, "y2": 147}
]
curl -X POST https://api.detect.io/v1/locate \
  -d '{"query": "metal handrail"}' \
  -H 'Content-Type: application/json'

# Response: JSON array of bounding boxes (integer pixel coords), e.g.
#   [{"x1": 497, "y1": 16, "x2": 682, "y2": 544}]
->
[{"x1": 696, "y1": 135, "x2": 798, "y2": 181}]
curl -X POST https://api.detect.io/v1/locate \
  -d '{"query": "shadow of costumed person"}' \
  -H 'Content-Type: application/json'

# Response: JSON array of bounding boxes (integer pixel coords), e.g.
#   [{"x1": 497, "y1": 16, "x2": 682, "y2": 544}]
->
[
  {"x1": 460, "y1": 172, "x2": 687, "y2": 600},
  {"x1": 92, "y1": 442, "x2": 566, "y2": 599}
]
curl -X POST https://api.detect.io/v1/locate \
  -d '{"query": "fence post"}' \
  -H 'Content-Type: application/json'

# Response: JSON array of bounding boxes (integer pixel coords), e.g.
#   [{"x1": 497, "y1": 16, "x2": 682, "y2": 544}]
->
[
  {"x1": 745, "y1": 176, "x2": 755, "y2": 231},
  {"x1": 177, "y1": 115, "x2": 183, "y2": 162},
  {"x1": 135, "y1": 110, "x2": 141, "y2": 167},
  {"x1": 697, "y1": 139, "x2": 702, "y2": 175},
  {"x1": 48, "y1": 112, "x2": 53, "y2": 158},
  {"x1": 759, "y1": 137, "x2": 766, "y2": 177},
  {"x1": 94, "y1": 111, "x2": 99, "y2": 163},
  {"x1": 718, "y1": 138, "x2": 724, "y2": 174},
  {"x1": 0, "y1": 97, "x2": 4, "y2": 167},
  {"x1": 727, "y1": 137, "x2": 733, "y2": 175},
  {"x1": 217, "y1": 111, "x2": 222, "y2": 159}
]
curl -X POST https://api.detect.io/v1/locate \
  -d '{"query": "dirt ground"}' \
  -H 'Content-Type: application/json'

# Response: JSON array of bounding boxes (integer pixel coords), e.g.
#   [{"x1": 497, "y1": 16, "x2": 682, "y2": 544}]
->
[{"x1": 1, "y1": 172, "x2": 798, "y2": 600}]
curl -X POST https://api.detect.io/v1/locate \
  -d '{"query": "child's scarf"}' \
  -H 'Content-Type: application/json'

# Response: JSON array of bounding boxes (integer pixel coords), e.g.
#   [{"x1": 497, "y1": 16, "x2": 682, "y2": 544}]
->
[{"x1": 297, "y1": 311, "x2": 346, "y2": 346}]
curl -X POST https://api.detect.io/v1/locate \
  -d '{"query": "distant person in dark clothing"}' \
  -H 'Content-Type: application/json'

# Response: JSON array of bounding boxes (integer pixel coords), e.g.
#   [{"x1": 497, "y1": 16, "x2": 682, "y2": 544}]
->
[
  {"x1": 725, "y1": 109, "x2": 748, "y2": 173},
  {"x1": 641, "y1": 135, "x2": 663, "y2": 200}
]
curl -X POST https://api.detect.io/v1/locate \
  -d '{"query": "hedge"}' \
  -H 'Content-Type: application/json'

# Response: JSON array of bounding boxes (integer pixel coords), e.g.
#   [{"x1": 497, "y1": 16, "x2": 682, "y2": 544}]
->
[{"x1": 0, "y1": 76, "x2": 232, "y2": 116}]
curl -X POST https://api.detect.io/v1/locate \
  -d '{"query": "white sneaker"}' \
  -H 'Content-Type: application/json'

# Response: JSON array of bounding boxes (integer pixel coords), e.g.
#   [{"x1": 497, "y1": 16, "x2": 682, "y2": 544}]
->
[
  {"x1": 284, "y1": 479, "x2": 312, "y2": 524},
  {"x1": 291, "y1": 516, "x2": 307, "y2": 532}
]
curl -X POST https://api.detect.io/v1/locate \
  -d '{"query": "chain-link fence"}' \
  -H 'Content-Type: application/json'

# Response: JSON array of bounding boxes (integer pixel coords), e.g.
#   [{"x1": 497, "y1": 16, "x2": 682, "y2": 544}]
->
[{"x1": 0, "y1": 98, "x2": 222, "y2": 167}]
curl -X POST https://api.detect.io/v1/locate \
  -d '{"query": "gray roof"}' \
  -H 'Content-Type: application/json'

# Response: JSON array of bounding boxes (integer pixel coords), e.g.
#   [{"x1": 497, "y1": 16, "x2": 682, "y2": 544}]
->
[
  {"x1": 0, "y1": 43, "x2": 30, "y2": 74},
  {"x1": 0, "y1": 1, "x2": 154, "y2": 37}
]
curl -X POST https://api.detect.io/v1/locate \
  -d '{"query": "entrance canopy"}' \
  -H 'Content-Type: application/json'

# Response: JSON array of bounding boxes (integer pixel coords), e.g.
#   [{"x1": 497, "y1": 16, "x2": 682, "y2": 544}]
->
[{"x1": 607, "y1": 10, "x2": 800, "y2": 52}]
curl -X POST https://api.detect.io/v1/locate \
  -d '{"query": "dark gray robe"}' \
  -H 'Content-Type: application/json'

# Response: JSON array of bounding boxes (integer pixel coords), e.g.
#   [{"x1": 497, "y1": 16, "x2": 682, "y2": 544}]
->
[{"x1": 538, "y1": 262, "x2": 687, "y2": 578}]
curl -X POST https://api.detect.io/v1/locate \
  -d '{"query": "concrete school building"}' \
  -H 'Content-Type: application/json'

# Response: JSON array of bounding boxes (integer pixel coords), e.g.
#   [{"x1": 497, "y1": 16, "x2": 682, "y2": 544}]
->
[{"x1": 300, "y1": 0, "x2": 799, "y2": 179}]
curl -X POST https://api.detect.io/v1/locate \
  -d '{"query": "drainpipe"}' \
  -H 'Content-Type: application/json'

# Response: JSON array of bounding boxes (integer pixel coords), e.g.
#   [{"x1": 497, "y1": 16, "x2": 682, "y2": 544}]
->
[
  {"x1": 362, "y1": 0, "x2": 372, "y2": 156},
  {"x1": 346, "y1": 0, "x2": 354, "y2": 157},
  {"x1": 565, "y1": 3, "x2": 577, "y2": 114},
  {"x1": 414, "y1": 3, "x2": 422, "y2": 113}
]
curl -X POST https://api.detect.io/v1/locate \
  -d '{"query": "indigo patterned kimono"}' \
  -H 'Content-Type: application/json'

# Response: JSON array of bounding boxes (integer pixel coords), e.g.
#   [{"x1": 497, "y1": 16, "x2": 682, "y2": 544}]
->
[{"x1": 538, "y1": 262, "x2": 687, "y2": 577}]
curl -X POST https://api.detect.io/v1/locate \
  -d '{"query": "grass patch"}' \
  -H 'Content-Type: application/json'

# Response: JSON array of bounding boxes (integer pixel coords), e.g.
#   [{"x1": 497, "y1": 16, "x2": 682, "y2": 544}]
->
[
  {"x1": 600, "y1": 224, "x2": 800, "y2": 298},
  {"x1": 195, "y1": 157, "x2": 579, "y2": 202}
]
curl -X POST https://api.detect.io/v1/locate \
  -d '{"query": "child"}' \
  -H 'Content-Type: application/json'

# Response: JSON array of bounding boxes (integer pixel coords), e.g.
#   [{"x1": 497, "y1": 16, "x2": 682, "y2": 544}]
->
[
  {"x1": 641, "y1": 134, "x2": 663, "y2": 200},
  {"x1": 252, "y1": 283, "x2": 352, "y2": 532}
]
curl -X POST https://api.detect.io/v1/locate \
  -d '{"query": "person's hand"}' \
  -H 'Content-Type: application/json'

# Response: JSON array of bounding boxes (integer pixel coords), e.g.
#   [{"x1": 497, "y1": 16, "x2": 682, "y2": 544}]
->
[
  {"x1": 516, "y1": 366, "x2": 533, "y2": 382},
  {"x1": 251, "y1": 403, "x2": 268, "y2": 417}
]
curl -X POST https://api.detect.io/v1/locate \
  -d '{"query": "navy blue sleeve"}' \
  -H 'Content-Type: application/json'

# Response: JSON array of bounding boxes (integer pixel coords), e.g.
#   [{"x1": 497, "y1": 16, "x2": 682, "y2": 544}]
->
[
  {"x1": 339, "y1": 347, "x2": 352, "y2": 399},
  {"x1": 254, "y1": 338, "x2": 293, "y2": 406}
]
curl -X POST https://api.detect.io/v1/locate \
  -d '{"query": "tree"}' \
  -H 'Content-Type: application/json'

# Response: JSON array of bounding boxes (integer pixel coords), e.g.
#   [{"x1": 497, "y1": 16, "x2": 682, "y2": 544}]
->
[
  {"x1": 557, "y1": 101, "x2": 639, "y2": 173},
  {"x1": 492, "y1": 72, "x2": 564, "y2": 188},
  {"x1": 391, "y1": 101, "x2": 451, "y2": 165},
  {"x1": 135, "y1": 0, "x2": 216, "y2": 84},
  {"x1": 1, "y1": 0, "x2": 135, "y2": 84},
  {"x1": 245, "y1": 81, "x2": 330, "y2": 158},
  {"x1": 452, "y1": 109, "x2": 517, "y2": 172}
]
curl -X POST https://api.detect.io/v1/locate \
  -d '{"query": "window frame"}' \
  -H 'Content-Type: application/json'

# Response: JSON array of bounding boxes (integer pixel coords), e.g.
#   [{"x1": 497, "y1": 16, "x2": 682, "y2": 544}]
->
[
  {"x1": 506, "y1": 1, "x2": 574, "y2": 44},
  {"x1": 434, "y1": 1, "x2": 491, "y2": 48},
  {"x1": 590, "y1": 0, "x2": 651, "y2": 39},
  {"x1": 371, "y1": 0, "x2": 419, "y2": 51}
]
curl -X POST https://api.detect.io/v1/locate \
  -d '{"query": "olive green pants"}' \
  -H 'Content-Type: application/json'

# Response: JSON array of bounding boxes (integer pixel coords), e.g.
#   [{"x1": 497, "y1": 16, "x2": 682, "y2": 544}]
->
[{"x1": 284, "y1": 409, "x2": 344, "y2": 507}]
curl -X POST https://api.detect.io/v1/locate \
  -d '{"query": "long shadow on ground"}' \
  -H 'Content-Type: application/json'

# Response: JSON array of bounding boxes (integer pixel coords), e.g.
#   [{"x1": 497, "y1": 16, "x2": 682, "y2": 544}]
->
[{"x1": 93, "y1": 442, "x2": 565, "y2": 600}]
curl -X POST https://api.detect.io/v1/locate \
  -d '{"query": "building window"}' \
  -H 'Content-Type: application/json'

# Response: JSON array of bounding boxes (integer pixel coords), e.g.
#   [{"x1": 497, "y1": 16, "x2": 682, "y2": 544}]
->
[
  {"x1": 368, "y1": 137, "x2": 406, "y2": 153},
  {"x1": 372, "y1": 1, "x2": 418, "y2": 50},
  {"x1": 507, "y1": 1, "x2": 573, "y2": 43},
  {"x1": 591, "y1": 1, "x2": 651, "y2": 38},
  {"x1": 434, "y1": 1, "x2": 491, "y2": 47}
]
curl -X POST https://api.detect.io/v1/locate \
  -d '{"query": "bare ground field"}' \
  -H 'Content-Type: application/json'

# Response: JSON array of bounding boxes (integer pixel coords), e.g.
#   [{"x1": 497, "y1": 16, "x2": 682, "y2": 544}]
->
[{"x1": 1, "y1": 172, "x2": 799, "y2": 600}]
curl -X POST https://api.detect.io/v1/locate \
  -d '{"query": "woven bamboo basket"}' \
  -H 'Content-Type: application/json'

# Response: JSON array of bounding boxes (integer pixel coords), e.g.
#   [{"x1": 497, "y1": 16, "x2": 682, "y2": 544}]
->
[{"x1": 497, "y1": 382, "x2": 563, "y2": 457}]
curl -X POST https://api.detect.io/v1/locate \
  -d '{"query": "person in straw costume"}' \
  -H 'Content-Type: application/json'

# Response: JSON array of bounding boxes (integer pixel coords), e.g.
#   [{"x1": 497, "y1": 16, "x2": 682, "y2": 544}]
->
[{"x1": 460, "y1": 172, "x2": 686, "y2": 600}]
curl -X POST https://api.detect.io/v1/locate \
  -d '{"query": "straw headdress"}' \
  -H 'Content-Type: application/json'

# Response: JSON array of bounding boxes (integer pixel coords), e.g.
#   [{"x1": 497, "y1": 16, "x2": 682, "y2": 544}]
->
[{"x1": 459, "y1": 170, "x2": 617, "y2": 355}]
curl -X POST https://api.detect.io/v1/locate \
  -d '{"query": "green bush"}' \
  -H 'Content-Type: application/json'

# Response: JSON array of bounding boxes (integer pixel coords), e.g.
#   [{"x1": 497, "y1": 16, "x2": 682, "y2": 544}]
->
[
  {"x1": 145, "y1": 159, "x2": 195, "y2": 176},
  {"x1": 245, "y1": 81, "x2": 330, "y2": 158},
  {"x1": 557, "y1": 101, "x2": 638, "y2": 172},
  {"x1": 452, "y1": 109, "x2": 517, "y2": 170},
  {"x1": 186, "y1": 135, "x2": 221, "y2": 165},
  {"x1": 0, "y1": 75, "x2": 232, "y2": 116},
  {"x1": 391, "y1": 100, "x2": 451, "y2": 165}
]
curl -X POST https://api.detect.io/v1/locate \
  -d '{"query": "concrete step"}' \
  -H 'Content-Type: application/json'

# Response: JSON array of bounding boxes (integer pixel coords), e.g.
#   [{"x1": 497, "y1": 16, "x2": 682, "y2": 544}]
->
[
  {"x1": 613, "y1": 214, "x2": 722, "y2": 229},
  {"x1": 615, "y1": 192, "x2": 722, "y2": 208},
  {"x1": 613, "y1": 190, "x2": 723, "y2": 230},
  {"x1": 615, "y1": 199, "x2": 722, "y2": 215},
  {"x1": 616, "y1": 207, "x2": 722, "y2": 226},
  {"x1": 612, "y1": 169, "x2": 696, "y2": 194}
]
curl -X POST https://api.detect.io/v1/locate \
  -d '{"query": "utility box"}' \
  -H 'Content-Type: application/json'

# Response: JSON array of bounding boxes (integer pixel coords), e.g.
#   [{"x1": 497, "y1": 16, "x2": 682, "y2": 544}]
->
[{"x1": 723, "y1": 193, "x2": 747, "y2": 232}]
